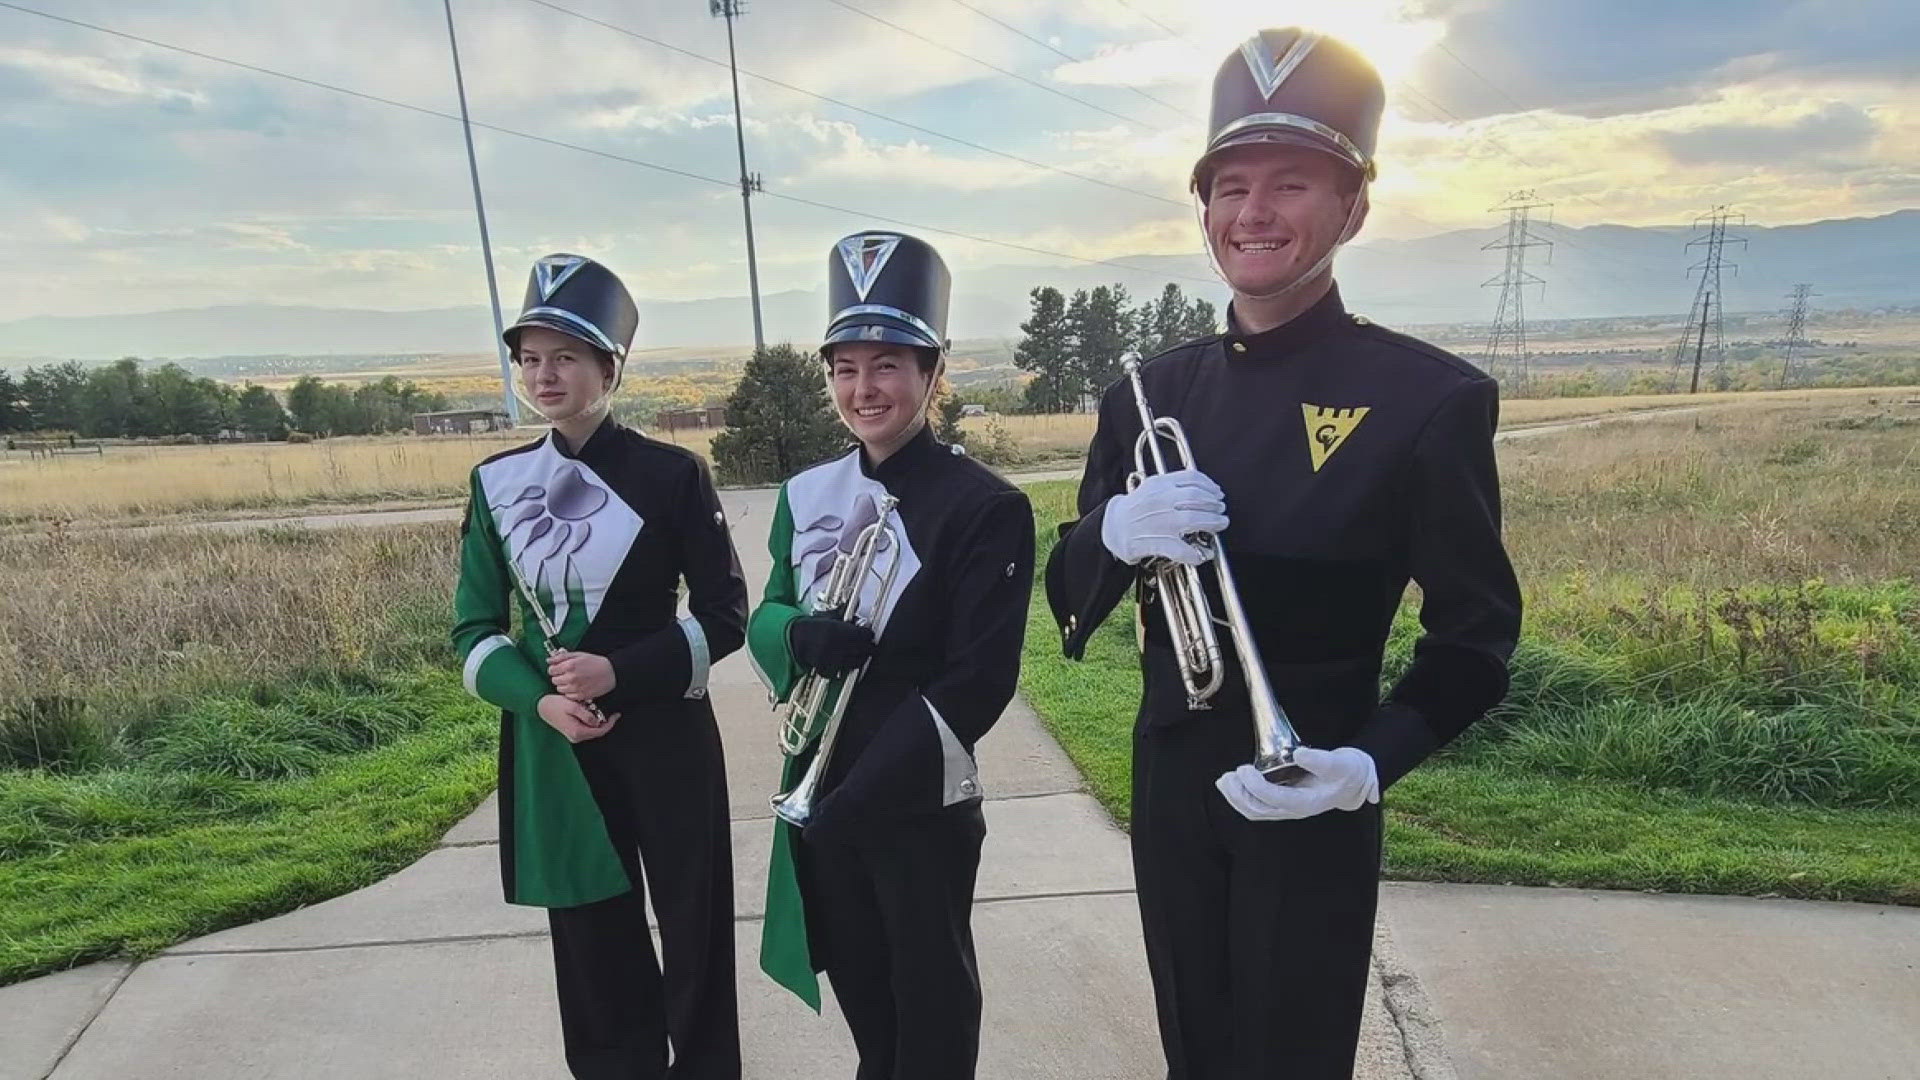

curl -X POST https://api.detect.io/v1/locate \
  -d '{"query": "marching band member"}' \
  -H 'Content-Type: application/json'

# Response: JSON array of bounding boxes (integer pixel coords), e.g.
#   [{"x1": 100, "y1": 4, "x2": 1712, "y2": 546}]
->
[
  {"x1": 1045, "y1": 31, "x2": 1523, "y2": 1078},
  {"x1": 452, "y1": 254, "x2": 748, "y2": 1079},
  {"x1": 751, "y1": 232, "x2": 1035, "y2": 1080}
]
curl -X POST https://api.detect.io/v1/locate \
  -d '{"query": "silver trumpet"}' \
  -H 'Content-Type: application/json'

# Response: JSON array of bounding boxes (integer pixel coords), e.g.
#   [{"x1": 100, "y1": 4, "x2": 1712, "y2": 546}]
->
[
  {"x1": 1122, "y1": 352, "x2": 1306, "y2": 783},
  {"x1": 771, "y1": 494, "x2": 903, "y2": 826}
]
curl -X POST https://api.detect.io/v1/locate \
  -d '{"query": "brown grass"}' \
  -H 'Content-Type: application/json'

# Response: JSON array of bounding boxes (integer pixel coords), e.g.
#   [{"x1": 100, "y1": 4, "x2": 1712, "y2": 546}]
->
[
  {"x1": 1499, "y1": 385, "x2": 1918, "y2": 426},
  {"x1": 1501, "y1": 399, "x2": 1920, "y2": 587},
  {"x1": 6, "y1": 386, "x2": 1912, "y2": 526},
  {"x1": 0, "y1": 526, "x2": 456, "y2": 711}
]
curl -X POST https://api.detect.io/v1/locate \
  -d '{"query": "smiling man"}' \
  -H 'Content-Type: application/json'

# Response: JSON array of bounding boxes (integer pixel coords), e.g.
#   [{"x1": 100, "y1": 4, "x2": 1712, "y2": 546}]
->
[{"x1": 1045, "y1": 29, "x2": 1523, "y2": 1080}]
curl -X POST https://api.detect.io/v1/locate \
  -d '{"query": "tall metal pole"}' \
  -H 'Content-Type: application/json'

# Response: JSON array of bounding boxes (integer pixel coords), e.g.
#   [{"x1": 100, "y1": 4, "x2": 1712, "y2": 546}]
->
[
  {"x1": 444, "y1": 0, "x2": 519, "y2": 424},
  {"x1": 1689, "y1": 290, "x2": 1711, "y2": 395},
  {"x1": 713, "y1": 0, "x2": 765, "y2": 350}
]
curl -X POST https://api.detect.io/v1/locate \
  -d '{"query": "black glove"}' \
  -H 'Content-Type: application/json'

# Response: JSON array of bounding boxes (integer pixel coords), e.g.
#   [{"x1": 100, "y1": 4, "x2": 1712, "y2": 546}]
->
[{"x1": 787, "y1": 614, "x2": 876, "y2": 678}]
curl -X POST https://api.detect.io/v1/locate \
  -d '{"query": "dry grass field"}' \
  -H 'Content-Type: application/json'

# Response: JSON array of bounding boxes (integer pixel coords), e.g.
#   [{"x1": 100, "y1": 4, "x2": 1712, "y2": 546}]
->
[{"x1": 5, "y1": 385, "x2": 1912, "y2": 528}]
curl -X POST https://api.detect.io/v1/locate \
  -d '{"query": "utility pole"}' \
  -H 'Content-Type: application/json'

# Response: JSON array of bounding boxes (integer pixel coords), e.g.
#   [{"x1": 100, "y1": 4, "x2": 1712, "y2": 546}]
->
[
  {"x1": 1481, "y1": 191, "x2": 1553, "y2": 394},
  {"x1": 443, "y1": 0, "x2": 518, "y2": 424},
  {"x1": 1668, "y1": 206, "x2": 1747, "y2": 393},
  {"x1": 712, "y1": 0, "x2": 766, "y2": 351},
  {"x1": 1779, "y1": 284, "x2": 1817, "y2": 388}
]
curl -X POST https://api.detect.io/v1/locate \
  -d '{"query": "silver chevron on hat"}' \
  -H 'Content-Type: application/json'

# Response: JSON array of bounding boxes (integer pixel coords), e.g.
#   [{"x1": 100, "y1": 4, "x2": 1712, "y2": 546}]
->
[
  {"x1": 533, "y1": 255, "x2": 587, "y2": 301},
  {"x1": 836, "y1": 234, "x2": 901, "y2": 303},
  {"x1": 1240, "y1": 29, "x2": 1322, "y2": 101}
]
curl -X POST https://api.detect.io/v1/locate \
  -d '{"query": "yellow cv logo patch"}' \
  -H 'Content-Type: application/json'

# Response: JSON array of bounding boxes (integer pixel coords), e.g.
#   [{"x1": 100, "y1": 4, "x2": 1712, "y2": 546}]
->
[{"x1": 1302, "y1": 404, "x2": 1370, "y2": 472}]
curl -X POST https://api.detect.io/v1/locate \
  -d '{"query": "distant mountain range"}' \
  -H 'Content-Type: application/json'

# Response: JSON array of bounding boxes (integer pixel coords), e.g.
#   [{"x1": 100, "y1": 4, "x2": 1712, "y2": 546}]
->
[{"x1": 2, "y1": 210, "x2": 1913, "y2": 363}]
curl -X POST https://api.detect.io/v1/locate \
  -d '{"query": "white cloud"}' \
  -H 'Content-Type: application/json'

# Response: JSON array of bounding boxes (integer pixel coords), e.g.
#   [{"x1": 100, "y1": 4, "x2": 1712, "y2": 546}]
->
[
  {"x1": 0, "y1": 45, "x2": 206, "y2": 108},
  {"x1": 0, "y1": 0, "x2": 1914, "y2": 329}
]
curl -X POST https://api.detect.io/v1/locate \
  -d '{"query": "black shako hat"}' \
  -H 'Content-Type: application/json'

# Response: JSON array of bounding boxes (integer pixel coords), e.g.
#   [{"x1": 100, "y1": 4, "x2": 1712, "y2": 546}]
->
[
  {"x1": 1192, "y1": 28, "x2": 1384, "y2": 200},
  {"x1": 821, "y1": 231, "x2": 951, "y2": 356},
  {"x1": 502, "y1": 254, "x2": 639, "y2": 361}
]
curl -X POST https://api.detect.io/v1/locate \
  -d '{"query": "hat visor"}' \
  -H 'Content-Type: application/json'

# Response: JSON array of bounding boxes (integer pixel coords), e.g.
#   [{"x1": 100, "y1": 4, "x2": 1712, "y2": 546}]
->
[
  {"x1": 1191, "y1": 125, "x2": 1370, "y2": 193},
  {"x1": 820, "y1": 313, "x2": 942, "y2": 356},
  {"x1": 503, "y1": 311, "x2": 621, "y2": 358}
]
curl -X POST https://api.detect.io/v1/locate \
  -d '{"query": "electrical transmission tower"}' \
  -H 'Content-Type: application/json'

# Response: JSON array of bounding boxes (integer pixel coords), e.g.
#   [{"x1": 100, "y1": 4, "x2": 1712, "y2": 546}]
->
[
  {"x1": 1668, "y1": 206, "x2": 1747, "y2": 393},
  {"x1": 1778, "y1": 284, "x2": 1817, "y2": 388},
  {"x1": 1481, "y1": 191, "x2": 1553, "y2": 393},
  {"x1": 712, "y1": 0, "x2": 766, "y2": 350}
]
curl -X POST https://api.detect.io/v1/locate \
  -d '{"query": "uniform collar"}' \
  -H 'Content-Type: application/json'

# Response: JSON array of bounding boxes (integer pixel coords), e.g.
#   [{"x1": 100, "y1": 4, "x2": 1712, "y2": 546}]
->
[
  {"x1": 550, "y1": 414, "x2": 619, "y2": 467},
  {"x1": 861, "y1": 422, "x2": 942, "y2": 482},
  {"x1": 1222, "y1": 282, "x2": 1348, "y2": 359}
]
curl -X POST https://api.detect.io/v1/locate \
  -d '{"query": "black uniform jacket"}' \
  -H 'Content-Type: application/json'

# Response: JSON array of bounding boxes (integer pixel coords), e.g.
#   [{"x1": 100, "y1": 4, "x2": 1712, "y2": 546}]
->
[
  {"x1": 751, "y1": 426, "x2": 1036, "y2": 833},
  {"x1": 1045, "y1": 284, "x2": 1522, "y2": 786}
]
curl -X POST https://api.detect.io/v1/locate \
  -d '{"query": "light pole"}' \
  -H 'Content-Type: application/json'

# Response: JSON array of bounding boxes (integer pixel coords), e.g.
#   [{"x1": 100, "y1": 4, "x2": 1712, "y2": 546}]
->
[
  {"x1": 443, "y1": 0, "x2": 518, "y2": 423},
  {"x1": 711, "y1": 0, "x2": 766, "y2": 350}
]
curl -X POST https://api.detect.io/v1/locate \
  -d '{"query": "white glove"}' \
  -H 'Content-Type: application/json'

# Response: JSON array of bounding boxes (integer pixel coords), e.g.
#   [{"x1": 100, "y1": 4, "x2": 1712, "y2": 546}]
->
[
  {"x1": 1100, "y1": 469, "x2": 1229, "y2": 566},
  {"x1": 1214, "y1": 746, "x2": 1380, "y2": 821}
]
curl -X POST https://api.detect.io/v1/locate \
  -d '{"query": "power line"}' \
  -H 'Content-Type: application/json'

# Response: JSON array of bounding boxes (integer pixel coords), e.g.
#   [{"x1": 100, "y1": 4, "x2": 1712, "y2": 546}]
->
[
  {"x1": 1668, "y1": 206, "x2": 1747, "y2": 393},
  {"x1": 521, "y1": 0, "x2": 1189, "y2": 209},
  {"x1": 944, "y1": 0, "x2": 1199, "y2": 121},
  {"x1": 819, "y1": 0, "x2": 1162, "y2": 131},
  {"x1": 1480, "y1": 190, "x2": 1553, "y2": 391},
  {"x1": 1779, "y1": 284, "x2": 1817, "y2": 388},
  {"x1": 1105, "y1": 0, "x2": 1183, "y2": 40},
  {"x1": 0, "y1": 0, "x2": 1218, "y2": 286}
]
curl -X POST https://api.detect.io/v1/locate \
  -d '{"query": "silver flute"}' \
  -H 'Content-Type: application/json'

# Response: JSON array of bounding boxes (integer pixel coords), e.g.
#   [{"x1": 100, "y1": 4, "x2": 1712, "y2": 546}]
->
[{"x1": 504, "y1": 557, "x2": 609, "y2": 727}]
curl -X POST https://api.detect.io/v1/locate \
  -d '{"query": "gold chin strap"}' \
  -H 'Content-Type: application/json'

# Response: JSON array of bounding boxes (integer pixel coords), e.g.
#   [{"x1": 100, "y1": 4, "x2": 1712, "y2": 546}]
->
[{"x1": 1198, "y1": 178, "x2": 1370, "y2": 304}]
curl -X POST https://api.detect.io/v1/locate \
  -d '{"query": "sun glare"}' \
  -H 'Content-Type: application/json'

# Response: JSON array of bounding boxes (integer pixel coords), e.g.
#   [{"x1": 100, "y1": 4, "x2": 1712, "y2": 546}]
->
[{"x1": 1182, "y1": 0, "x2": 1445, "y2": 87}]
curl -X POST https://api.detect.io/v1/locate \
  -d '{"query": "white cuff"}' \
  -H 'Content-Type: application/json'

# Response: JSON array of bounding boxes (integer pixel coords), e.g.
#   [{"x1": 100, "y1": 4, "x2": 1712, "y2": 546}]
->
[
  {"x1": 679, "y1": 616, "x2": 710, "y2": 700},
  {"x1": 462, "y1": 634, "x2": 514, "y2": 697}
]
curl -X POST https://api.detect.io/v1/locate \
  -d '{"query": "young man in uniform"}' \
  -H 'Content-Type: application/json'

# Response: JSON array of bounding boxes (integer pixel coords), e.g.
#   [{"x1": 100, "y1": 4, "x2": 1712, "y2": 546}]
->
[
  {"x1": 752, "y1": 232, "x2": 1035, "y2": 1079},
  {"x1": 1045, "y1": 29, "x2": 1523, "y2": 1079}
]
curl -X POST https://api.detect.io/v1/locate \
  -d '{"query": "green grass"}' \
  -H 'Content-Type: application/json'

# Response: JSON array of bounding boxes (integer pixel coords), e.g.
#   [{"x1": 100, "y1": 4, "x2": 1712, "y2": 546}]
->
[
  {"x1": 1020, "y1": 478, "x2": 1920, "y2": 905},
  {"x1": 0, "y1": 669, "x2": 495, "y2": 985}
]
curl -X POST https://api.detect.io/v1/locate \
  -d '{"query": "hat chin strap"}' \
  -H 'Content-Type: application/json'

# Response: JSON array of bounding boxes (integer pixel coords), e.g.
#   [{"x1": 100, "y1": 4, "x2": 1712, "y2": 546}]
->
[
  {"x1": 1198, "y1": 182, "x2": 1369, "y2": 304},
  {"x1": 514, "y1": 360, "x2": 624, "y2": 423}
]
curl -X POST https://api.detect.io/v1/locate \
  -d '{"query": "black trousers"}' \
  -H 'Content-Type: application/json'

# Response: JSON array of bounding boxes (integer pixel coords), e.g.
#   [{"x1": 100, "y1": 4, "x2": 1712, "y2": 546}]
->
[
  {"x1": 546, "y1": 705, "x2": 740, "y2": 1080},
  {"x1": 800, "y1": 802, "x2": 988, "y2": 1080},
  {"x1": 1133, "y1": 711, "x2": 1382, "y2": 1080}
]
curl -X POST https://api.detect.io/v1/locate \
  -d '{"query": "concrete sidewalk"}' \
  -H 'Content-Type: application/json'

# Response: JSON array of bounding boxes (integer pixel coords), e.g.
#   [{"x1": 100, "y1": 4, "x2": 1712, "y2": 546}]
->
[{"x1": 0, "y1": 675, "x2": 1430, "y2": 1080}]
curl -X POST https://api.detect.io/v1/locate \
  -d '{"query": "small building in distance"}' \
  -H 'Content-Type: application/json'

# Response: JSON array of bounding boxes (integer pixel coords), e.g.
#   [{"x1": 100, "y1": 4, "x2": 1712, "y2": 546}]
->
[
  {"x1": 413, "y1": 409, "x2": 513, "y2": 435},
  {"x1": 653, "y1": 405, "x2": 730, "y2": 433}
]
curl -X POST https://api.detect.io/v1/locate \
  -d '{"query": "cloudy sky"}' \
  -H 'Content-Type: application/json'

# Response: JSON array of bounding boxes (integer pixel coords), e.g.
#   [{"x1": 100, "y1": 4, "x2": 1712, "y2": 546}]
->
[{"x1": 3, "y1": 0, "x2": 1916, "y2": 330}]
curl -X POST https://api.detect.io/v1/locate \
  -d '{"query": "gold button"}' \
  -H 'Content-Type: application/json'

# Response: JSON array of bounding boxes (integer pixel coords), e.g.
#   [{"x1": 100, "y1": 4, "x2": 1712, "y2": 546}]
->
[{"x1": 1231, "y1": 342, "x2": 1247, "y2": 353}]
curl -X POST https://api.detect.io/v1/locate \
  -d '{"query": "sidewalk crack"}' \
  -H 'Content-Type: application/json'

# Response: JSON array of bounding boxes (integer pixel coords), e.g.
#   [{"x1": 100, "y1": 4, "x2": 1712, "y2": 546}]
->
[{"x1": 41, "y1": 962, "x2": 135, "y2": 1080}]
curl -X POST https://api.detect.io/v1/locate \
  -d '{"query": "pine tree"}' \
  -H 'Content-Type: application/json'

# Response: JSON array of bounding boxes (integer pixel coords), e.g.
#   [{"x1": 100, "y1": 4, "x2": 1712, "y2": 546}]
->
[
  {"x1": 1182, "y1": 296, "x2": 1220, "y2": 341},
  {"x1": 934, "y1": 382, "x2": 968, "y2": 446},
  {"x1": 0, "y1": 369, "x2": 20, "y2": 433},
  {"x1": 710, "y1": 343, "x2": 847, "y2": 485},
  {"x1": 1132, "y1": 283, "x2": 1221, "y2": 358},
  {"x1": 1014, "y1": 287, "x2": 1075, "y2": 413},
  {"x1": 1070, "y1": 284, "x2": 1133, "y2": 406}
]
